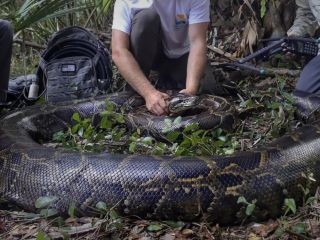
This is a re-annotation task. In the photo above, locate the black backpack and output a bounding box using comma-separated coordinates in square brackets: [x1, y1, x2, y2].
[37, 26, 113, 103]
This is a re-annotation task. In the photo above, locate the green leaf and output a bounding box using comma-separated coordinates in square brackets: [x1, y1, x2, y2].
[96, 201, 107, 211]
[52, 131, 65, 142]
[108, 221, 123, 231]
[129, 142, 137, 153]
[100, 116, 112, 129]
[240, 99, 253, 108]
[162, 220, 185, 229]
[271, 102, 281, 110]
[115, 114, 125, 123]
[153, 143, 167, 155]
[291, 223, 306, 234]
[84, 127, 94, 139]
[147, 224, 163, 232]
[224, 148, 235, 155]
[72, 113, 81, 122]
[306, 196, 317, 205]
[71, 124, 80, 134]
[245, 203, 256, 216]
[142, 137, 153, 145]
[109, 209, 119, 220]
[68, 202, 76, 218]
[183, 123, 199, 133]
[36, 231, 48, 240]
[14, 0, 96, 32]
[164, 118, 172, 127]
[35, 196, 58, 209]
[260, 0, 267, 18]
[283, 92, 294, 103]
[284, 198, 296, 214]
[173, 116, 182, 126]
[166, 131, 180, 142]
[237, 196, 248, 205]
[77, 127, 84, 138]
[40, 208, 58, 218]
[218, 136, 227, 142]
[105, 98, 115, 112]
[274, 226, 285, 238]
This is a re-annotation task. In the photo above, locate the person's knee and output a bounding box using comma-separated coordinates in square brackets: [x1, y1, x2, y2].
[0, 20, 14, 40]
[295, 55, 320, 94]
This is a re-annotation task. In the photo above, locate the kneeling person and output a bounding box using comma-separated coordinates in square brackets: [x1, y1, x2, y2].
[0, 20, 13, 105]
[111, 0, 210, 116]
[287, 0, 320, 95]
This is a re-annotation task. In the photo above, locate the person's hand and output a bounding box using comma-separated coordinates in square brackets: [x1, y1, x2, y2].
[287, 31, 301, 38]
[283, 32, 301, 60]
[145, 90, 169, 116]
[179, 88, 197, 96]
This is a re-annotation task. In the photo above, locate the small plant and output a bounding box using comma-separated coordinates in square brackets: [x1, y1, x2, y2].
[283, 198, 297, 216]
[237, 196, 257, 217]
[298, 172, 317, 205]
[95, 201, 123, 231]
[35, 196, 59, 218]
[53, 98, 127, 153]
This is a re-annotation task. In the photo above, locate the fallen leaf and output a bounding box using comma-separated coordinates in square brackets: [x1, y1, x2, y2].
[251, 220, 278, 237]
[160, 232, 175, 240]
[248, 232, 260, 240]
[181, 229, 193, 236]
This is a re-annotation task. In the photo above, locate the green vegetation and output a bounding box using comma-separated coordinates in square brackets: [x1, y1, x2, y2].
[1, 0, 114, 76]
[52, 98, 239, 156]
[51, 75, 296, 157]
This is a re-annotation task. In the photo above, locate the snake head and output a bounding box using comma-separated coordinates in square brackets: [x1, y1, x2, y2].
[168, 94, 199, 115]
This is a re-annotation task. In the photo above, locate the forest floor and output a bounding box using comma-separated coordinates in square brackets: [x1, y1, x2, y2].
[0, 190, 319, 239]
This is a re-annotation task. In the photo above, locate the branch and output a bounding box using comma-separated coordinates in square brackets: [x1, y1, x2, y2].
[264, 67, 301, 77]
[13, 39, 46, 50]
[207, 45, 237, 61]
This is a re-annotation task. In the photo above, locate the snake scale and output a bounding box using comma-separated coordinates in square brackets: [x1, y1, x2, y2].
[0, 91, 319, 224]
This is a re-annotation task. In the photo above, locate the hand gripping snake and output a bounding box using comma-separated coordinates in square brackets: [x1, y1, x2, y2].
[0, 91, 319, 224]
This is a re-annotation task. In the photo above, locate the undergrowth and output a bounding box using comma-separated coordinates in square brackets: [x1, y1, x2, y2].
[52, 75, 297, 157]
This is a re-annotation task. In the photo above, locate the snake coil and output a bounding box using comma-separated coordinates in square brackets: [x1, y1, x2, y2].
[0, 92, 319, 224]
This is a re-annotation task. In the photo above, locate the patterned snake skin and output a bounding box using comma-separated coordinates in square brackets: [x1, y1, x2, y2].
[0, 91, 320, 224]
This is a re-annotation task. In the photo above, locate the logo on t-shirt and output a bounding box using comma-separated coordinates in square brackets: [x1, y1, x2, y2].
[175, 14, 187, 29]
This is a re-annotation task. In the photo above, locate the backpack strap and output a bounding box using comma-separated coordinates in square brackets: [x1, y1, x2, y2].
[38, 57, 47, 71]
[92, 46, 102, 67]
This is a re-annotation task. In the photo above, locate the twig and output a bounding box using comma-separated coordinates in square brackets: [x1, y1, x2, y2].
[13, 39, 46, 50]
[285, 229, 311, 240]
[264, 67, 301, 77]
[207, 45, 237, 61]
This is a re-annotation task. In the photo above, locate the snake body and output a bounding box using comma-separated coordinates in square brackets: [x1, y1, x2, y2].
[0, 92, 320, 224]
[125, 94, 236, 137]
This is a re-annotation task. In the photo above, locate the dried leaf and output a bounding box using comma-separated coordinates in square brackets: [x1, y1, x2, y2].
[251, 220, 279, 237]
[182, 228, 194, 236]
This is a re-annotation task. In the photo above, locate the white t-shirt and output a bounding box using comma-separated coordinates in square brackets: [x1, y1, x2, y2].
[112, 0, 210, 58]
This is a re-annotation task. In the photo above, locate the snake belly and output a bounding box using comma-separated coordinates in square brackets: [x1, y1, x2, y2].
[0, 91, 319, 224]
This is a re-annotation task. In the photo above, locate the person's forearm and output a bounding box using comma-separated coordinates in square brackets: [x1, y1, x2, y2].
[112, 49, 156, 98]
[185, 41, 207, 94]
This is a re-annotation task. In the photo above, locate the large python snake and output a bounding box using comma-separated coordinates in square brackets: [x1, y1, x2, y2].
[0, 91, 320, 224]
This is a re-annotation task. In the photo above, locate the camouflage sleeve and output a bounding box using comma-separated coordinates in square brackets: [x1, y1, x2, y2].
[287, 0, 319, 37]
